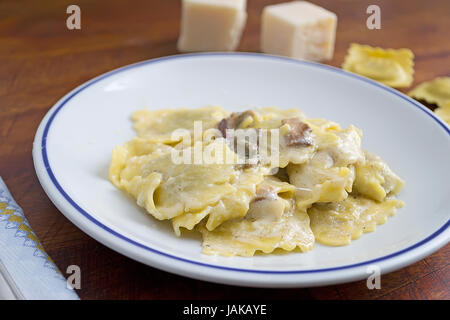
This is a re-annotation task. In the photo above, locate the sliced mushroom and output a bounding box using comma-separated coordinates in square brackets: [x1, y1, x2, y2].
[281, 117, 313, 147]
[217, 119, 229, 138]
[217, 110, 256, 138]
[245, 198, 285, 222]
[246, 185, 284, 222]
[218, 111, 261, 168]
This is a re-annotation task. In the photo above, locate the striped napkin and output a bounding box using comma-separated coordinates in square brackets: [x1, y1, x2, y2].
[0, 177, 79, 300]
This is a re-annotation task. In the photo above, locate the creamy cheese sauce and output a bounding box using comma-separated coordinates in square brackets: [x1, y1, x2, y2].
[110, 106, 404, 256]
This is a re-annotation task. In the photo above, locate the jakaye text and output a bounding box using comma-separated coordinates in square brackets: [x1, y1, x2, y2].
[183, 304, 267, 317]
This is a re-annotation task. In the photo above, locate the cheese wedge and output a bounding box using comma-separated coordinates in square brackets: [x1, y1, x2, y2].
[261, 1, 337, 61]
[178, 0, 247, 52]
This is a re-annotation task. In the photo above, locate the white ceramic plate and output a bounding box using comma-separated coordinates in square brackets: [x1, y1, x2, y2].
[33, 53, 450, 288]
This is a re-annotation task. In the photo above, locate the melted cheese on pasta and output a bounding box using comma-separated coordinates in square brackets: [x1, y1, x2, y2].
[199, 209, 314, 256]
[309, 195, 404, 246]
[132, 106, 227, 142]
[109, 106, 405, 257]
[353, 151, 404, 202]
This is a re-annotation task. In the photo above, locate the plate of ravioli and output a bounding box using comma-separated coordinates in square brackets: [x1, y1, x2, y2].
[33, 53, 450, 287]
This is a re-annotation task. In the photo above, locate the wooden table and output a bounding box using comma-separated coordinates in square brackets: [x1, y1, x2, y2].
[1, 0, 449, 300]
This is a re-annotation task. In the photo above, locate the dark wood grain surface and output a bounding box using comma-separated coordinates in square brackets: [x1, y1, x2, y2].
[0, 0, 449, 300]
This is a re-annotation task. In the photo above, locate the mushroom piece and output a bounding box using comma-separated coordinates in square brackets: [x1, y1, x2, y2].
[217, 110, 256, 138]
[218, 111, 261, 167]
[245, 198, 285, 222]
[281, 117, 313, 147]
[245, 185, 284, 222]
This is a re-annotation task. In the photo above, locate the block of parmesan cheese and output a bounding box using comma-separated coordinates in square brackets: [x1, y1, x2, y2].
[178, 0, 247, 52]
[261, 1, 337, 61]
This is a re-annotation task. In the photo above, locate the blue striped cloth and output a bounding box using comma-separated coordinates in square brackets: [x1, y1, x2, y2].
[0, 177, 79, 300]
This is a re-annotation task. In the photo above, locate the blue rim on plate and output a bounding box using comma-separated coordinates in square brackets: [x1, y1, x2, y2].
[41, 53, 450, 274]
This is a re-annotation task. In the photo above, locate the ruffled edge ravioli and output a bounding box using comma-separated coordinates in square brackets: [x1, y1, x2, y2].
[199, 177, 315, 256]
[110, 106, 405, 257]
[132, 106, 227, 142]
[408, 77, 450, 108]
[309, 195, 404, 246]
[111, 138, 268, 235]
[435, 102, 450, 125]
[172, 167, 266, 236]
[342, 43, 414, 88]
[199, 209, 314, 256]
[408, 77, 450, 125]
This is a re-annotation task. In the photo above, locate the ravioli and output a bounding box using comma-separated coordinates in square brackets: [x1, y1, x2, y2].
[109, 138, 173, 187]
[172, 166, 266, 235]
[287, 152, 355, 210]
[342, 43, 414, 88]
[132, 106, 227, 143]
[252, 107, 307, 130]
[309, 195, 404, 246]
[315, 125, 364, 167]
[200, 209, 314, 256]
[286, 123, 364, 209]
[435, 102, 450, 125]
[112, 139, 246, 226]
[408, 77, 450, 108]
[131, 140, 239, 220]
[353, 151, 404, 202]
[199, 177, 314, 256]
[110, 106, 405, 257]
[218, 108, 316, 168]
